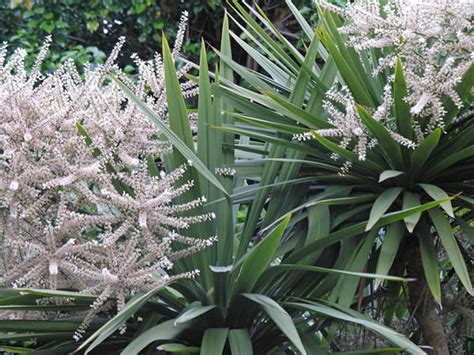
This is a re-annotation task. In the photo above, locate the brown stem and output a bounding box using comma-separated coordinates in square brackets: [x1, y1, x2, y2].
[405, 237, 449, 355]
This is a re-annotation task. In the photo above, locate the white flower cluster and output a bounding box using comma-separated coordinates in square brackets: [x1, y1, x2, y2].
[311, 0, 473, 159]
[0, 13, 214, 339]
[339, 0, 473, 131]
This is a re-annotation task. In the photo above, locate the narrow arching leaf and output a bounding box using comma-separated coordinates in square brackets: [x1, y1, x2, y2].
[285, 302, 424, 354]
[78, 283, 171, 353]
[393, 59, 413, 139]
[228, 329, 253, 355]
[201, 328, 229, 355]
[410, 128, 441, 178]
[120, 320, 188, 355]
[233, 214, 291, 294]
[243, 293, 307, 355]
[428, 208, 473, 295]
[366, 188, 403, 231]
[175, 305, 216, 325]
[419, 183, 454, 218]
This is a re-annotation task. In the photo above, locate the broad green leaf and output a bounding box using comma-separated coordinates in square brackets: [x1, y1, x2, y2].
[393, 59, 413, 139]
[378, 170, 404, 183]
[418, 183, 454, 218]
[366, 188, 403, 231]
[233, 214, 291, 293]
[175, 305, 216, 325]
[418, 222, 441, 304]
[402, 192, 422, 233]
[285, 302, 424, 354]
[428, 208, 473, 295]
[228, 329, 253, 355]
[201, 328, 229, 355]
[288, 196, 451, 263]
[243, 293, 307, 355]
[375, 222, 405, 286]
[120, 319, 187, 355]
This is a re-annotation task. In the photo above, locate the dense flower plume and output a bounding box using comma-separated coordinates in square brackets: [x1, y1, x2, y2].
[308, 0, 474, 160]
[0, 12, 213, 338]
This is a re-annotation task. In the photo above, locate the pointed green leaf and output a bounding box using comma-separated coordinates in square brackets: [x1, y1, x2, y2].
[233, 214, 291, 293]
[393, 59, 413, 139]
[201, 328, 229, 355]
[228, 329, 253, 355]
[243, 293, 307, 355]
[410, 128, 441, 178]
[419, 183, 454, 218]
[366, 188, 403, 231]
[418, 223, 441, 304]
[121, 320, 188, 355]
[402, 192, 422, 233]
[379, 170, 405, 183]
[175, 305, 216, 325]
[428, 208, 473, 295]
[375, 222, 405, 286]
[285, 302, 424, 354]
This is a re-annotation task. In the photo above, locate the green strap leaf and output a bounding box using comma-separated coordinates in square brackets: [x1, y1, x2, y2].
[243, 293, 307, 355]
[375, 222, 405, 287]
[428, 208, 473, 295]
[175, 305, 216, 325]
[201, 328, 229, 355]
[228, 329, 253, 355]
[410, 128, 441, 178]
[418, 222, 441, 304]
[121, 320, 188, 355]
[366, 188, 403, 231]
[393, 59, 413, 140]
[418, 183, 454, 218]
[285, 301, 424, 354]
[233, 214, 291, 294]
[402, 191, 422, 233]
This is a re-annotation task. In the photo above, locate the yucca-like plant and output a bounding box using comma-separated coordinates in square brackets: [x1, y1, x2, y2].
[203, 0, 473, 353]
[0, 2, 468, 354]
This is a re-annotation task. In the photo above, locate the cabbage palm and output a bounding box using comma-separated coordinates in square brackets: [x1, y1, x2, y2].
[0, 4, 431, 354]
[208, 1, 473, 353]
